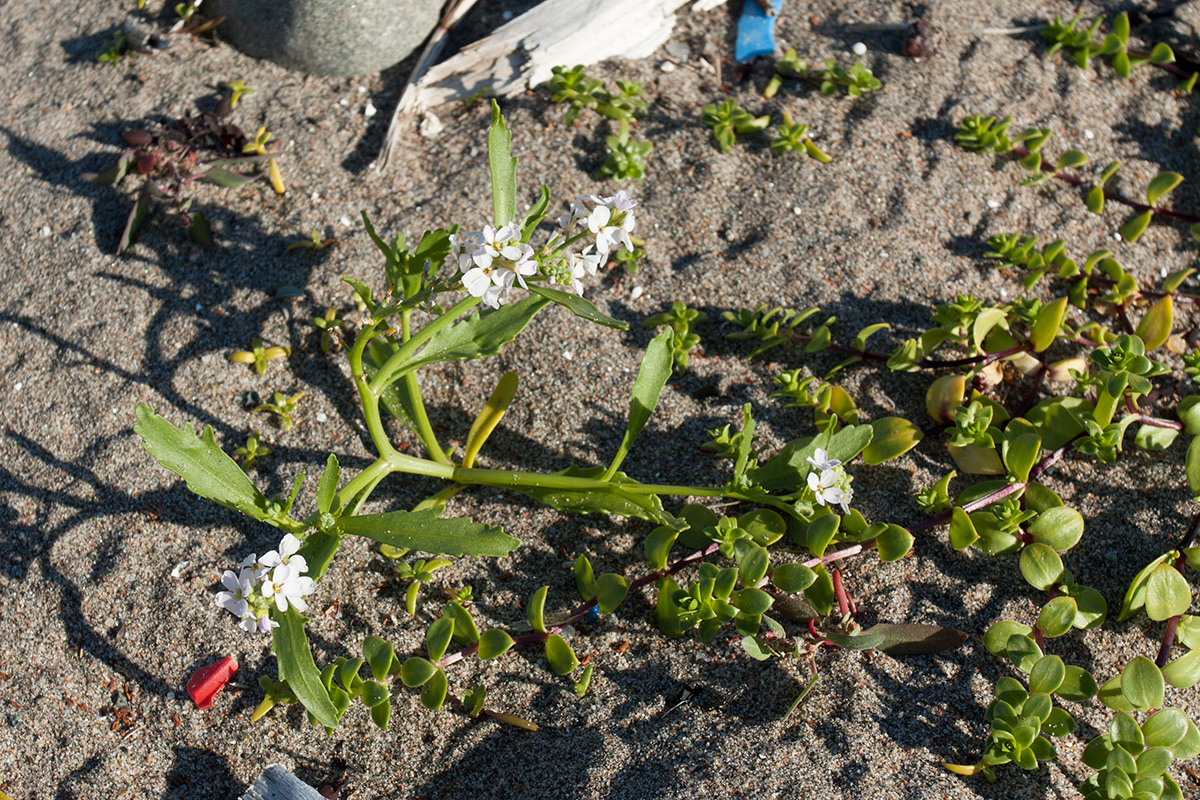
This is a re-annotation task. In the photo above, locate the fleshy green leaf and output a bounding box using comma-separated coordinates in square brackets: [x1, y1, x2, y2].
[401, 657, 437, 687]
[545, 634, 580, 675]
[595, 573, 630, 614]
[443, 601, 479, 646]
[426, 617, 456, 662]
[315, 454, 340, 515]
[516, 466, 665, 521]
[1135, 295, 1173, 352]
[1027, 506, 1084, 552]
[1146, 563, 1191, 621]
[1085, 185, 1105, 214]
[134, 405, 273, 522]
[478, 629, 515, 660]
[1029, 655, 1066, 694]
[772, 563, 816, 593]
[527, 586, 548, 633]
[1162, 649, 1200, 689]
[1055, 150, 1088, 170]
[875, 524, 913, 562]
[340, 507, 519, 558]
[644, 525, 678, 570]
[858, 622, 967, 656]
[487, 101, 517, 227]
[1030, 297, 1068, 352]
[363, 636, 395, 682]
[527, 284, 627, 330]
[273, 608, 340, 729]
[1122, 657, 1166, 712]
[949, 507, 979, 550]
[1119, 210, 1153, 243]
[604, 329, 673, 478]
[420, 667, 448, 711]
[1146, 172, 1184, 206]
[574, 555, 596, 601]
[1020, 543, 1064, 590]
[862, 417, 923, 464]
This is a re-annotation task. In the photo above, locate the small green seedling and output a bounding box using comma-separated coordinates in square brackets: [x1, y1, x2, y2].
[229, 339, 290, 375]
[253, 392, 305, 431]
[769, 112, 832, 161]
[97, 30, 129, 67]
[288, 231, 340, 254]
[701, 99, 770, 153]
[233, 431, 271, 472]
[311, 307, 346, 353]
[226, 79, 254, 109]
[390, 558, 454, 615]
[597, 119, 653, 181]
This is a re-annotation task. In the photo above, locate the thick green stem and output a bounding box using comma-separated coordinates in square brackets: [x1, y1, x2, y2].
[400, 309, 453, 465]
[368, 296, 480, 397]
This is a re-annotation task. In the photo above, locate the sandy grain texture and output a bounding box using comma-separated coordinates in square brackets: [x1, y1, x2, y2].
[3, 1, 1200, 798]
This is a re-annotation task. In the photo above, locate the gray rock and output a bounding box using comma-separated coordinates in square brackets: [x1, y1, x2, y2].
[204, 0, 442, 77]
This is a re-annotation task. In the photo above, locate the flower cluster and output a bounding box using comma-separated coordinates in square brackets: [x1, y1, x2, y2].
[805, 448, 853, 513]
[451, 191, 640, 309]
[558, 190, 638, 255]
[451, 223, 538, 309]
[214, 533, 315, 634]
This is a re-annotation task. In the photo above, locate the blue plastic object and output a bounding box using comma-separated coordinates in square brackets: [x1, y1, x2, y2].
[735, 0, 787, 63]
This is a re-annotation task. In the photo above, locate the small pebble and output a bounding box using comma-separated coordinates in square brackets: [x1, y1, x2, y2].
[316, 412, 328, 423]
[39, 225, 51, 237]
[502, 10, 513, 19]
[1113, 232, 1123, 241]
[852, 42, 867, 56]
[13, 382, 22, 391]
[339, 98, 349, 107]
[630, 285, 645, 300]
[419, 112, 444, 139]
[195, 303, 203, 312]
[563, 349, 574, 361]
[166, 691, 175, 700]
[665, 41, 690, 60]
[311, 191, 321, 203]
[357, 86, 368, 94]
[986, 199, 1000, 209]
[1084, 129, 1095, 140]
[169, 561, 190, 579]
[1161, 266, 1169, 278]
[792, 206, 802, 215]
[659, 61, 676, 73]
[340, 216, 352, 228]
[364, 102, 377, 117]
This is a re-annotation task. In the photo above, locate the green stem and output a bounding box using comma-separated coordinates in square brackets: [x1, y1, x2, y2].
[400, 309, 453, 465]
[348, 319, 397, 460]
[368, 296, 481, 398]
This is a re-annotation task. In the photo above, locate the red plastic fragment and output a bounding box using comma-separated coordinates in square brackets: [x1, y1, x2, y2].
[187, 656, 238, 710]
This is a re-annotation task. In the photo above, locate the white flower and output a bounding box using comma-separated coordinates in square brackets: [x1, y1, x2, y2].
[236, 553, 268, 580]
[807, 468, 845, 510]
[566, 247, 603, 295]
[260, 533, 308, 577]
[478, 223, 521, 259]
[557, 199, 589, 229]
[509, 242, 538, 288]
[587, 203, 636, 254]
[806, 448, 841, 471]
[215, 568, 254, 618]
[239, 612, 279, 635]
[604, 189, 639, 213]
[449, 233, 481, 271]
[463, 261, 515, 307]
[838, 486, 854, 515]
[260, 563, 315, 613]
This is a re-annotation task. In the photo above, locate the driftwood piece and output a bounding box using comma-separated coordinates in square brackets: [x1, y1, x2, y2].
[240, 765, 325, 800]
[377, 0, 693, 170]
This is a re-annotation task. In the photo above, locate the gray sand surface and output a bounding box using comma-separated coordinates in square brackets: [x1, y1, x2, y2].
[3, 1, 1200, 798]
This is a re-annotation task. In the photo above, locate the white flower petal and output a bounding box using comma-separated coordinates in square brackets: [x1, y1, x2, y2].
[463, 268, 491, 297]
